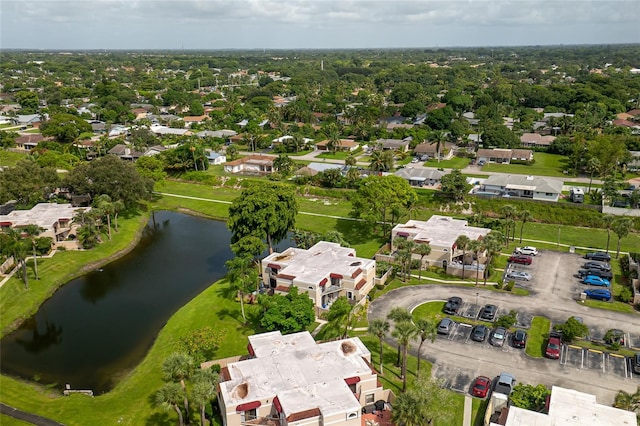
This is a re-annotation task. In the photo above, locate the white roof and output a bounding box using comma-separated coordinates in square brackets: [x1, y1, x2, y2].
[393, 215, 490, 248]
[505, 386, 636, 426]
[0, 203, 90, 230]
[220, 331, 368, 417]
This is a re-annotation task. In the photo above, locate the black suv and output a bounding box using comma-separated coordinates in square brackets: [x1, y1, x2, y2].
[443, 297, 463, 315]
[577, 268, 613, 280]
[479, 304, 498, 321]
[585, 252, 611, 262]
[632, 353, 640, 375]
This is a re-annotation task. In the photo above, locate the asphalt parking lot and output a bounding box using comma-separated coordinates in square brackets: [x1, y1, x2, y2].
[560, 344, 634, 378]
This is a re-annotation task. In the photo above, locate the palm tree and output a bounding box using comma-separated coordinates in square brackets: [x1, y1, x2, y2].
[4, 229, 29, 289]
[112, 199, 125, 232]
[586, 157, 601, 193]
[162, 352, 195, 423]
[387, 307, 412, 366]
[601, 215, 614, 254]
[22, 224, 43, 280]
[395, 238, 416, 281]
[429, 130, 447, 163]
[345, 154, 357, 167]
[482, 232, 504, 285]
[467, 239, 484, 287]
[415, 243, 432, 281]
[191, 368, 219, 426]
[455, 235, 470, 278]
[613, 387, 640, 412]
[367, 318, 390, 375]
[392, 321, 418, 391]
[94, 194, 114, 241]
[154, 382, 185, 426]
[500, 205, 516, 244]
[612, 217, 633, 259]
[415, 318, 437, 372]
[225, 256, 257, 323]
[518, 210, 533, 244]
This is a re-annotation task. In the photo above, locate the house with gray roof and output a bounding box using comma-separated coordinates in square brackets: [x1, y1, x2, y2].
[394, 167, 444, 187]
[478, 174, 563, 202]
[374, 137, 411, 152]
[197, 129, 237, 140]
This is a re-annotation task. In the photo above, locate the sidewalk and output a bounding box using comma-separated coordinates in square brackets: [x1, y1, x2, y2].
[0, 403, 64, 426]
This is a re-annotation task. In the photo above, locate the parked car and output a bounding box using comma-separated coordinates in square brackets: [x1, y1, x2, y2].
[479, 304, 498, 321]
[545, 332, 562, 359]
[508, 255, 532, 265]
[582, 275, 610, 287]
[506, 271, 532, 281]
[583, 261, 611, 272]
[472, 325, 489, 342]
[576, 268, 613, 280]
[472, 376, 492, 398]
[605, 329, 625, 346]
[585, 252, 611, 262]
[583, 288, 611, 301]
[443, 296, 463, 315]
[490, 327, 507, 347]
[478, 160, 486, 166]
[511, 330, 527, 349]
[493, 372, 516, 396]
[437, 318, 456, 335]
[631, 353, 640, 375]
[514, 246, 538, 256]
[411, 157, 420, 163]
[420, 155, 429, 161]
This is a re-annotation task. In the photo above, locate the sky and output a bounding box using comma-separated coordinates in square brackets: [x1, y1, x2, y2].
[1, 0, 639, 50]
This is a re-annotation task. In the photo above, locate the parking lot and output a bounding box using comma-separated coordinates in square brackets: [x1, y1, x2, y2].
[560, 344, 634, 378]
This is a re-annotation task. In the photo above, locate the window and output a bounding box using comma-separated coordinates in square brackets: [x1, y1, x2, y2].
[347, 291, 353, 300]
[365, 393, 375, 404]
[240, 409, 257, 422]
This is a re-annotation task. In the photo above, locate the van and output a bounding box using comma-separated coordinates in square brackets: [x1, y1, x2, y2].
[570, 187, 584, 203]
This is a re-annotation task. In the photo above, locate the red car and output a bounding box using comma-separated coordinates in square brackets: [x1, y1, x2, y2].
[472, 376, 492, 398]
[545, 333, 562, 359]
[508, 255, 532, 265]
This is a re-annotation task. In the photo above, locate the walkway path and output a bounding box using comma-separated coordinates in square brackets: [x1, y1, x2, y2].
[463, 395, 473, 426]
[0, 403, 65, 426]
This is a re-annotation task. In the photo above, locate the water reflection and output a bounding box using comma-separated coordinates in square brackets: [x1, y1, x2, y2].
[15, 317, 63, 354]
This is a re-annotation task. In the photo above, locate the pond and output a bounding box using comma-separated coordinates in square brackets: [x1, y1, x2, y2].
[0, 211, 287, 394]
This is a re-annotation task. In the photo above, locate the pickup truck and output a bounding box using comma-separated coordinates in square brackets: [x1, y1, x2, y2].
[493, 372, 516, 396]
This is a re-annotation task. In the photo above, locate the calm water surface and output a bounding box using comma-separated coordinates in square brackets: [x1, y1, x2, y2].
[1, 211, 245, 394]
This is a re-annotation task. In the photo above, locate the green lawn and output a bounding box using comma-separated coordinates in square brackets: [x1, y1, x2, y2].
[316, 149, 359, 160]
[481, 153, 568, 177]
[525, 316, 551, 358]
[423, 157, 470, 169]
[0, 150, 29, 166]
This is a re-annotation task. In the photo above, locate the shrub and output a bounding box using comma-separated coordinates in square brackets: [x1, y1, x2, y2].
[619, 286, 633, 303]
[504, 280, 515, 291]
[495, 310, 518, 328]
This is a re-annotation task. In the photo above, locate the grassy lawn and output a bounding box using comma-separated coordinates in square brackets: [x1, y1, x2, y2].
[0, 415, 32, 425]
[525, 316, 551, 358]
[288, 149, 314, 157]
[423, 157, 470, 169]
[580, 299, 636, 314]
[0, 150, 29, 166]
[316, 150, 356, 160]
[481, 153, 568, 177]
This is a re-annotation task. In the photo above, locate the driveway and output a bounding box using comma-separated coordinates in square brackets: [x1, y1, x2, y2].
[368, 251, 640, 404]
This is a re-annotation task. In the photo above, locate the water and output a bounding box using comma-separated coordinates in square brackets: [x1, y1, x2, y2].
[0, 211, 273, 394]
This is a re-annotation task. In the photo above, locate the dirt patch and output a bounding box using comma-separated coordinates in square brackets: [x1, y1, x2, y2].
[341, 341, 357, 355]
[232, 382, 249, 399]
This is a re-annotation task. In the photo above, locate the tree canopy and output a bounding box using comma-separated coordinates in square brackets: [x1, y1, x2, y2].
[258, 286, 315, 334]
[40, 113, 92, 143]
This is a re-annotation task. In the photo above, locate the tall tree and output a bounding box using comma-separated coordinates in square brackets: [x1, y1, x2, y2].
[21, 225, 43, 280]
[258, 286, 315, 334]
[3, 229, 29, 289]
[225, 256, 257, 323]
[586, 157, 601, 193]
[93, 194, 114, 240]
[387, 307, 412, 366]
[190, 368, 219, 426]
[601, 215, 614, 254]
[439, 169, 470, 201]
[467, 239, 484, 287]
[611, 217, 633, 259]
[613, 387, 640, 412]
[518, 210, 533, 244]
[228, 182, 298, 254]
[392, 374, 455, 424]
[501, 205, 516, 245]
[162, 352, 195, 424]
[154, 382, 185, 426]
[483, 232, 504, 285]
[455, 235, 470, 278]
[392, 321, 417, 391]
[429, 130, 447, 163]
[414, 318, 437, 373]
[368, 318, 390, 375]
[415, 243, 432, 281]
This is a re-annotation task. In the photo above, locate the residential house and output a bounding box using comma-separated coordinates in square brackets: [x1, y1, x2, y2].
[108, 144, 144, 161]
[89, 120, 106, 134]
[0, 203, 91, 250]
[197, 129, 237, 141]
[462, 111, 479, 126]
[391, 216, 491, 277]
[519, 133, 556, 148]
[271, 135, 314, 149]
[109, 125, 130, 137]
[149, 125, 192, 137]
[216, 331, 388, 426]
[374, 137, 411, 152]
[206, 151, 226, 165]
[14, 134, 47, 150]
[223, 154, 274, 175]
[142, 145, 167, 157]
[182, 115, 209, 127]
[479, 174, 563, 202]
[305, 162, 345, 174]
[413, 141, 455, 160]
[314, 139, 359, 152]
[12, 114, 42, 127]
[394, 168, 444, 187]
[627, 151, 640, 172]
[491, 386, 635, 426]
[476, 148, 533, 164]
[261, 241, 376, 309]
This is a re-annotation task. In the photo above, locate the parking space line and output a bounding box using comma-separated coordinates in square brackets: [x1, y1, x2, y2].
[560, 344, 567, 365]
[601, 352, 605, 373]
[609, 353, 624, 358]
[587, 349, 602, 354]
[568, 345, 582, 350]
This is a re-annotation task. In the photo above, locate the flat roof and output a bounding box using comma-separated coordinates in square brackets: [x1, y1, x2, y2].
[504, 386, 636, 426]
[262, 241, 375, 285]
[220, 331, 368, 417]
[393, 215, 490, 248]
[0, 203, 90, 230]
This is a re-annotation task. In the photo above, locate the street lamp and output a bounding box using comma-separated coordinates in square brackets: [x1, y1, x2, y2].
[476, 292, 479, 307]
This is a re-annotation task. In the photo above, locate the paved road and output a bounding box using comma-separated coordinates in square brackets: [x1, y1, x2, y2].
[0, 403, 64, 426]
[369, 250, 640, 404]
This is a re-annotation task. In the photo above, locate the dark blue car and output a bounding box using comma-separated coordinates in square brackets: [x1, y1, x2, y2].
[584, 289, 611, 301]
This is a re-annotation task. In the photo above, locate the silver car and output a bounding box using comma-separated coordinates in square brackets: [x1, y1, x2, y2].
[507, 271, 532, 281]
[490, 327, 507, 347]
[437, 318, 456, 335]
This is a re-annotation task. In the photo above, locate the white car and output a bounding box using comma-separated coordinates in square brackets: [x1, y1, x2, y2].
[514, 246, 538, 256]
[506, 271, 532, 281]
